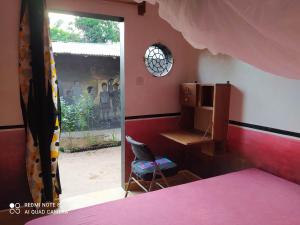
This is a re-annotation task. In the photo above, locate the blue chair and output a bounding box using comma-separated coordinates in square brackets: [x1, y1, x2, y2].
[125, 136, 178, 197]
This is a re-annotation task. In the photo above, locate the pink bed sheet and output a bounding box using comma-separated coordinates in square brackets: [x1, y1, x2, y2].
[26, 169, 300, 225]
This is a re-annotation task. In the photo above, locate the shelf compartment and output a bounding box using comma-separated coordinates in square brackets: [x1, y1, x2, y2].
[201, 85, 214, 107]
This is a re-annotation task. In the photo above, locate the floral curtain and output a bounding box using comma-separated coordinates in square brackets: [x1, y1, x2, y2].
[19, 0, 61, 205]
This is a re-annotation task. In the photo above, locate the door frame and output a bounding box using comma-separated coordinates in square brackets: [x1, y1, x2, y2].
[49, 9, 126, 189]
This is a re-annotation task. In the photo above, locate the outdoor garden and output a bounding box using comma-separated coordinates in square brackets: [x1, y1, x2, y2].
[59, 93, 121, 153]
[48, 14, 122, 153]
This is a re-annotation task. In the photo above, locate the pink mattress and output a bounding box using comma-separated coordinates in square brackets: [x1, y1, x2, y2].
[26, 169, 300, 225]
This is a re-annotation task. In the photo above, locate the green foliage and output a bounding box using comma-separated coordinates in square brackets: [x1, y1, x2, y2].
[111, 132, 117, 142]
[76, 92, 96, 131]
[60, 92, 95, 132]
[60, 98, 78, 132]
[50, 19, 82, 42]
[49, 16, 120, 43]
[74, 17, 120, 43]
[50, 26, 82, 42]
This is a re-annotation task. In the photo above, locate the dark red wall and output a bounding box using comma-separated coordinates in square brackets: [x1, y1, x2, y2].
[125, 116, 185, 179]
[0, 129, 31, 210]
[1, 117, 299, 210]
[125, 117, 300, 184]
[228, 125, 300, 184]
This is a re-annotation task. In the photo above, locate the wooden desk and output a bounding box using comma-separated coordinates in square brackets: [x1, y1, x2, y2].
[160, 130, 213, 146]
[160, 130, 213, 171]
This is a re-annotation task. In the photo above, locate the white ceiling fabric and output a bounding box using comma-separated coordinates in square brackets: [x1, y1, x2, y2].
[136, 0, 300, 79]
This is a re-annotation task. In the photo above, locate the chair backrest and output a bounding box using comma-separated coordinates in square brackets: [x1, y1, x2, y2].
[126, 136, 155, 161]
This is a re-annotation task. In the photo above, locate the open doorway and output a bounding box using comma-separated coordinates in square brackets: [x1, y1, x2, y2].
[49, 12, 124, 200]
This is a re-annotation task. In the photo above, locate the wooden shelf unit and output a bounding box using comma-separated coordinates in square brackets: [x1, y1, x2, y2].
[180, 83, 200, 107]
[177, 82, 231, 155]
[200, 106, 214, 111]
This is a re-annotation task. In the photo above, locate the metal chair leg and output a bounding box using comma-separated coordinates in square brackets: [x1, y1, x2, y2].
[125, 172, 133, 198]
[148, 168, 157, 191]
[157, 167, 169, 187]
[132, 177, 149, 192]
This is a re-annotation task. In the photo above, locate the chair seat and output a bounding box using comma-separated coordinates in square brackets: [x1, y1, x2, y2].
[132, 156, 178, 181]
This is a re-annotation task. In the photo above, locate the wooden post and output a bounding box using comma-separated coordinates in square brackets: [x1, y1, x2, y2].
[138, 1, 146, 16]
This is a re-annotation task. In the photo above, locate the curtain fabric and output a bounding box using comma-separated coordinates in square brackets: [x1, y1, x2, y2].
[138, 0, 300, 79]
[19, 0, 61, 205]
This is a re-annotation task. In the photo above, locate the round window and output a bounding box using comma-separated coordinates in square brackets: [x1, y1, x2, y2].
[144, 43, 173, 77]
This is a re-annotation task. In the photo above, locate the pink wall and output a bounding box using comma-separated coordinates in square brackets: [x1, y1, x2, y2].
[47, 0, 198, 117]
[0, 0, 198, 124]
[0, 0, 198, 209]
[0, 0, 23, 126]
[2, 0, 299, 210]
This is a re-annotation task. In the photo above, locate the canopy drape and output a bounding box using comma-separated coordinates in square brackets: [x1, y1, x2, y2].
[19, 0, 61, 205]
[138, 0, 300, 79]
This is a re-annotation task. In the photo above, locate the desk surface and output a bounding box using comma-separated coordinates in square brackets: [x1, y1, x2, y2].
[160, 130, 213, 146]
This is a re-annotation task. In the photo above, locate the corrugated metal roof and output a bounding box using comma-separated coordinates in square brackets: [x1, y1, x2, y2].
[52, 42, 120, 57]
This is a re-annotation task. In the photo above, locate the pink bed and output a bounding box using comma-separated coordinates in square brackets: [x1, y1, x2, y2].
[26, 169, 300, 225]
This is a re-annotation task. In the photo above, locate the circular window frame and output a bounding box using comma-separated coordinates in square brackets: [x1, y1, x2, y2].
[144, 43, 174, 77]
